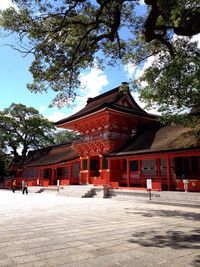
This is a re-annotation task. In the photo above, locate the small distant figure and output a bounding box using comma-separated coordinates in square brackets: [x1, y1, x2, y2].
[182, 173, 189, 192]
[22, 180, 28, 195]
[12, 179, 16, 193]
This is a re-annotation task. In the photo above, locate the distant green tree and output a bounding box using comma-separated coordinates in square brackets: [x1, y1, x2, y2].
[52, 130, 80, 145]
[0, 152, 12, 179]
[0, 152, 6, 179]
[0, 103, 55, 161]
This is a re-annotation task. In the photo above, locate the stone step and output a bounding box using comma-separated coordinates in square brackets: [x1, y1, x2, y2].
[58, 185, 95, 198]
[28, 186, 45, 193]
[93, 188, 105, 198]
[110, 189, 200, 206]
[28, 186, 200, 206]
[158, 192, 200, 202]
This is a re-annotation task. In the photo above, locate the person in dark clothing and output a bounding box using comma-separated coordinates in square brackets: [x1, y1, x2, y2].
[22, 180, 28, 194]
[12, 179, 16, 193]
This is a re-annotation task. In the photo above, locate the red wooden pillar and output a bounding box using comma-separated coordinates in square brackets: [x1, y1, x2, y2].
[40, 168, 43, 184]
[87, 157, 90, 184]
[80, 157, 83, 171]
[51, 167, 56, 185]
[99, 154, 103, 179]
[198, 157, 200, 174]
[107, 158, 111, 185]
[68, 163, 72, 185]
[138, 160, 142, 186]
[157, 158, 161, 181]
[79, 157, 83, 184]
[166, 158, 171, 191]
[127, 159, 130, 187]
[54, 167, 56, 185]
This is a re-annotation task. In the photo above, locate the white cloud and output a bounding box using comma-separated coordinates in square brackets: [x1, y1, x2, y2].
[139, 56, 155, 77]
[124, 62, 137, 78]
[45, 111, 68, 123]
[80, 67, 108, 95]
[124, 55, 155, 81]
[191, 33, 200, 48]
[131, 92, 160, 115]
[39, 106, 47, 113]
[0, 0, 16, 10]
[44, 67, 108, 123]
[73, 67, 108, 112]
[138, 0, 145, 5]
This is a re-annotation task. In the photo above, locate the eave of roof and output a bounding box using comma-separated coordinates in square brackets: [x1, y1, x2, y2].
[26, 155, 79, 167]
[55, 86, 158, 126]
[106, 146, 200, 158]
[106, 124, 200, 157]
[26, 146, 79, 167]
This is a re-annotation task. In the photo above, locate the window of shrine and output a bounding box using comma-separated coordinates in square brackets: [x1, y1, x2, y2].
[142, 159, 156, 176]
[63, 167, 69, 178]
[130, 160, 138, 171]
[56, 168, 63, 178]
[72, 163, 80, 177]
[44, 168, 51, 178]
[175, 156, 200, 176]
[102, 157, 108, 169]
[123, 159, 127, 171]
[91, 159, 99, 170]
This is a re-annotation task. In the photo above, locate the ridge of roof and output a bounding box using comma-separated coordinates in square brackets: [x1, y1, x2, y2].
[85, 85, 121, 104]
[55, 84, 154, 126]
[55, 86, 122, 125]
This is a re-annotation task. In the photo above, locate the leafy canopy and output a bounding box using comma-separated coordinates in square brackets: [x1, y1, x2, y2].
[0, 0, 199, 116]
[0, 103, 55, 160]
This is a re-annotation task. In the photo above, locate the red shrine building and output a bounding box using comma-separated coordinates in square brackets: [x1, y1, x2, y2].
[6, 86, 200, 191]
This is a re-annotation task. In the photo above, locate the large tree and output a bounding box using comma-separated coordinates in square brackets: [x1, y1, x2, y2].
[0, 1, 199, 117]
[0, 103, 55, 161]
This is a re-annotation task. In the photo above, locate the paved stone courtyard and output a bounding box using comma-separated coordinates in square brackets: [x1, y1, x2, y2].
[0, 189, 199, 267]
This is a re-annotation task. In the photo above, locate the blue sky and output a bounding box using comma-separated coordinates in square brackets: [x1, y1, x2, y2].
[0, 34, 137, 121]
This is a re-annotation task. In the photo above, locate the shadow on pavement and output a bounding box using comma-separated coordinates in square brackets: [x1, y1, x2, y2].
[128, 229, 200, 250]
[192, 255, 200, 267]
[125, 208, 200, 221]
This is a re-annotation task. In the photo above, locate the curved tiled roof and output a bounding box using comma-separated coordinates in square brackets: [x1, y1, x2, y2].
[107, 124, 200, 156]
[55, 86, 158, 126]
[25, 144, 79, 167]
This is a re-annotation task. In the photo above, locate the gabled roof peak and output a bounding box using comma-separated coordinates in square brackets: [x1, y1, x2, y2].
[56, 84, 157, 126]
[85, 85, 123, 106]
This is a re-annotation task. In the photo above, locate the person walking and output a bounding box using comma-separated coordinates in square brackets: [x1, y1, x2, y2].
[12, 179, 16, 193]
[22, 180, 28, 194]
[182, 173, 189, 192]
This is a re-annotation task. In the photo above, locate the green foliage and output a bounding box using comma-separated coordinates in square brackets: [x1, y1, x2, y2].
[0, 152, 12, 178]
[52, 130, 80, 145]
[159, 113, 200, 140]
[134, 38, 200, 114]
[0, 103, 55, 160]
[0, 152, 6, 178]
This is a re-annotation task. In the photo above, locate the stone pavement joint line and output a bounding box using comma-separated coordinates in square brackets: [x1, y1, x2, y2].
[0, 190, 199, 267]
